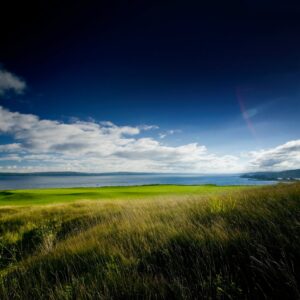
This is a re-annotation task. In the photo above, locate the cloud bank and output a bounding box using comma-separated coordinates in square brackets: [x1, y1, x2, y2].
[248, 140, 300, 171]
[1, 105, 300, 173]
[0, 106, 243, 173]
[0, 68, 26, 95]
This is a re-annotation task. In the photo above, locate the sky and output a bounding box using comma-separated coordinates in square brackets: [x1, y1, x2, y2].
[0, 0, 300, 173]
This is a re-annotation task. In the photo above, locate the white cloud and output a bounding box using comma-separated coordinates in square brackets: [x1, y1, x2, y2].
[248, 140, 300, 171]
[0, 143, 22, 152]
[0, 106, 243, 173]
[1, 106, 300, 173]
[0, 68, 26, 95]
[159, 129, 182, 139]
[138, 124, 159, 131]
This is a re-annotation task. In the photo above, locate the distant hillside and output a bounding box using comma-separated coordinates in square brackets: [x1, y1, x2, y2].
[241, 169, 300, 181]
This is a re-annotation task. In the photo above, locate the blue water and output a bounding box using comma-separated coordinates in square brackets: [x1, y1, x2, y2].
[0, 174, 276, 190]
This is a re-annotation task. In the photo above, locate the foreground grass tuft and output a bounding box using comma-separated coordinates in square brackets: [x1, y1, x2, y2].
[0, 183, 299, 299]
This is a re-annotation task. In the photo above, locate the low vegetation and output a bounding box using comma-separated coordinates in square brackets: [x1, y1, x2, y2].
[0, 183, 299, 299]
[0, 184, 246, 206]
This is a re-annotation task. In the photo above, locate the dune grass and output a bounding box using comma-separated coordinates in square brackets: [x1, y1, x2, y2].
[0, 183, 299, 299]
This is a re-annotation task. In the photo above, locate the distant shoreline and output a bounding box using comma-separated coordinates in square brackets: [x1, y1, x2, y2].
[241, 169, 300, 182]
[0, 173, 276, 190]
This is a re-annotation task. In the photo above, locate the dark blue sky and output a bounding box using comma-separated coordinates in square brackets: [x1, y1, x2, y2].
[0, 0, 300, 172]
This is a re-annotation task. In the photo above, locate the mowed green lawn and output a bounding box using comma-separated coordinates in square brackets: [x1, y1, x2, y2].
[0, 184, 249, 205]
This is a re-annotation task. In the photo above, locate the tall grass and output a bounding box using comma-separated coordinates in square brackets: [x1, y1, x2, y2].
[0, 183, 299, 299]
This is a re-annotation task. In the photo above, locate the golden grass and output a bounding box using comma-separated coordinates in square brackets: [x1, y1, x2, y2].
[0, 183, 300, 299]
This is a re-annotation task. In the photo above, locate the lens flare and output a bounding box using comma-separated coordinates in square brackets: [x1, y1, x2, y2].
[236, 87, 256, 137]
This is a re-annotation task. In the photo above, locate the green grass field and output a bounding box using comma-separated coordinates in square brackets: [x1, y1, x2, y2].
[0, 184, 248, 206]
[0, 183, 299, 299]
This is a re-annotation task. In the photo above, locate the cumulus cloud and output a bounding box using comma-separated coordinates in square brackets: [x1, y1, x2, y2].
[248, 140, 300, 171]
[0, 68, 26, 95]
[0, 106, 242, 173]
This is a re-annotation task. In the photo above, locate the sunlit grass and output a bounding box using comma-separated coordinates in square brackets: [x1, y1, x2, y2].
[0, 184, 248, 205]
[0, 183, 299, 299]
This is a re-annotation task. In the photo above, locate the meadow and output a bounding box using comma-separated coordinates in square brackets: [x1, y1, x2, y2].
[0, 183, 299, 299]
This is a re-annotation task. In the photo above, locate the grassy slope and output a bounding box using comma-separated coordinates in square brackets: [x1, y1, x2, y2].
[0, 183, 299, 299]
[0, 184, 247, 205]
